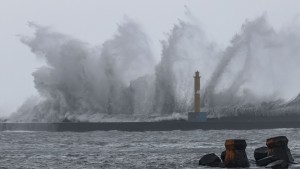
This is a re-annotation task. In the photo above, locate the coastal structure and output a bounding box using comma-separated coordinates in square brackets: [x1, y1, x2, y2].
[2, 72, 300, 132]
[188, 71, 207, 122]
[194, 71, 201, 112]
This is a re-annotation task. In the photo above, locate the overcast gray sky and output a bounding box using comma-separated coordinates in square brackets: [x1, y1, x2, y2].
[1, 0, 300, 117]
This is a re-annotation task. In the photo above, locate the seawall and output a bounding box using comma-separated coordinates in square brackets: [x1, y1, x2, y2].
[1, 121, 300, 132]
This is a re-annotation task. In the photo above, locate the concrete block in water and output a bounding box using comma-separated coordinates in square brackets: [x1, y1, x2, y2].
[224, 139, 249, 168]
[199, 153, 221, 167]
[265, 160, 288, 169]
[256, 156, 278, 166]
[254, 146, 268, 161]
[220, 150, 226, 162]
[266, 136, 294, 163]
[266, 136, 288, 149]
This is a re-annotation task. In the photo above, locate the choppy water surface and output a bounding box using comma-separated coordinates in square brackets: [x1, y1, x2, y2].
[0, 129, 300, 168]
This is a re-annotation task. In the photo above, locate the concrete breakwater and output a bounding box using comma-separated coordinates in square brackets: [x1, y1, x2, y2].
[1, 121, 300, 132]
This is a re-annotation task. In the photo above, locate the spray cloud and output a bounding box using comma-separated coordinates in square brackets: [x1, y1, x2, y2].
[9, 14, 300, 122]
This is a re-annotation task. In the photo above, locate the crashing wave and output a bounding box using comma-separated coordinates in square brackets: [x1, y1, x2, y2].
[8, 14, 300, 122]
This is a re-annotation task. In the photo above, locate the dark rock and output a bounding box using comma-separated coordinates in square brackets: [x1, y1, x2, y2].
[224, 139, 249, 168]
[266, 136, 294, 163]
[226, 139, 247, 150]
[268, 147, 294, 163]
[256, 156, 278, 166]
[254, 146, 268, 161]
[218, 163, 225, 168]
[266, 160, 288, 169]
[199, 153, 221, 167]
[220, 150, 226, 162]
[289, 161, 298, 164]
[266, 136, 288, 149]
[286, 148, 295, 163]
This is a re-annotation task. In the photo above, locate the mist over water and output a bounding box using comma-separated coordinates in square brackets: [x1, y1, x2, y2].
[9, 15, 300, 122]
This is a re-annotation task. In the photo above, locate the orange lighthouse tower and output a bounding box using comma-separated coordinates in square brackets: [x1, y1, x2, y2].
[194, 71, 201, 112]
[188, 71, 207, 122]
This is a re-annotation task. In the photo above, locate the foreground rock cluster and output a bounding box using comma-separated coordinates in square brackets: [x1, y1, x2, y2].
[255, 136, 294, 168]
[199, 136, 295, 168]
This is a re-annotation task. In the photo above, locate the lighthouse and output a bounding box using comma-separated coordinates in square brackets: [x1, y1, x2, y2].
[194, 71, 201, 112]
[188, 71, 207, 122]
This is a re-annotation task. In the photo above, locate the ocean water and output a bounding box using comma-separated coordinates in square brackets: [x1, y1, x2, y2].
[0, 129, 300, 169]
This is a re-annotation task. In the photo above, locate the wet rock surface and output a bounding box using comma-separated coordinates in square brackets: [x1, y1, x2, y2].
[198, 153, 221, 167]
[199, 136, 297, 168]
[224, 139, 250, 168]
[266, 136, 294, 163]
[199, 139, 249, 168]
[220, 150, 226, 162]
[254, 136, 295, 168]
[254, 146, 268, 161]
[265, 159, 288, 169]
[256, 156, 278, 166]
